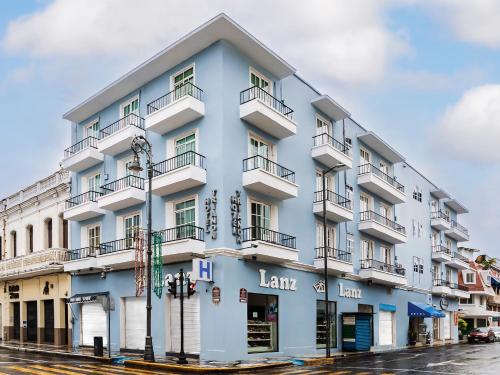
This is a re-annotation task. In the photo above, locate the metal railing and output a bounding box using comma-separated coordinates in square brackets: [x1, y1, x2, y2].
[99, 113, 144, 139]
[358, 163, 404, 193]
[64, 136, 98, 158]
[99, 238, 136, 255]
[433, 279, 451, 287]
[240, 86, 294, 119]
[452, 251, 469, 262]
[65, 191, 102, 209]
[450, 220, 469, 236]
[147, 82, 204, 115]
[432, 245, 452, 255]
[315, 247, 352, 263]
[154, 224, 204, 243]
[152, 151, 206, 177]
[359, 210, 406, 235]
[100, 175, 144, 195]
[67, 247, 98, 261]
[242, 227, 296, 249]
[243, 155, 295, 183]
[0, 249, 67, 276]
[314, 190, 352, 210]
[312, 133, 350, 155]
[360, 258, 406, 276]
[431, 210, 450, 221]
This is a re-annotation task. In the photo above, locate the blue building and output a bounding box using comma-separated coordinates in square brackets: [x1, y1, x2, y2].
[60, 14, 471, 361]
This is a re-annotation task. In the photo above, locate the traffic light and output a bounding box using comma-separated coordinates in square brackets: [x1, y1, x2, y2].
[187, 277, 196, 298]
[168, 280, 177, 298]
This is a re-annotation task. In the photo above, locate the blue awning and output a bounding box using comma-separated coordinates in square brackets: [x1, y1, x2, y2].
[491, 277, 500, 288]
[379, 303, 397, 312]
[408, 302, 445, 318]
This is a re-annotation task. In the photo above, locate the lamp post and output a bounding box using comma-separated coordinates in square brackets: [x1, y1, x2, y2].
[322, 163, 345, 358]
[128, 135, 155, 362]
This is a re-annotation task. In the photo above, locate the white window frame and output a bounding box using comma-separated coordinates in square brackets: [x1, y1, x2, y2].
[315, 114, 332, 136]
[123, 212, 141, 238]
[316, 222, 336, 250]
[246, 196, 278, 231]
[361, 239, 374, 260]
[381, 245, 392, 265]
[174, 197, 197, 227]
[84, 172, 101, 193]
[360, 193, 372, 212]
[248, 132, 275, 160]
[316, 169, 334, 193]
[120, 95, 140, 117]
[249, 67, 272, 94]
[87, 224, 101, 248]
[166, 128, 199, 159]
[360, 147, 371, 165]
[379, 203, 391, 219]
[464, 272, 476, 284]
[170, 63, 196, 90]
[84, 118, 100, 138]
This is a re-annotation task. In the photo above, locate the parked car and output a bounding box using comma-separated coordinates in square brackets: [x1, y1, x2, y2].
[491, 327, 500, 342]
[468, 327, 496, 344]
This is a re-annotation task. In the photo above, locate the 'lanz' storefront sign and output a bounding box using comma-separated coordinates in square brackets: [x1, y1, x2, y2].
[259, 269, 297, 291]
[338, 283, 362, 299]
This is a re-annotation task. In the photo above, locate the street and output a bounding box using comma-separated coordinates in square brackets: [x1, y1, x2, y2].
[0, 343, 497, 374]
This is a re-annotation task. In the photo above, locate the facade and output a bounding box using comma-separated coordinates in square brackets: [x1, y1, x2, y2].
[60, 14, 471, 360]
[0, 169, 71, 345]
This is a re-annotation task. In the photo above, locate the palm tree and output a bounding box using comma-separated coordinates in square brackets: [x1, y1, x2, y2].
[480, 257, 497, 270]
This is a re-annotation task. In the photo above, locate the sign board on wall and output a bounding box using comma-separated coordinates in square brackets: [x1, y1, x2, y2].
[259, 269, 297, 291]
[212, 287, 221, 304]
[239, 288, 248, 303]
[338, 283, 362, 299]
[192, 258, 213, 282]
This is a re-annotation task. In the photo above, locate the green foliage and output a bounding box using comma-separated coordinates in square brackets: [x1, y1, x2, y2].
[480, 257, 497, 270]
[458, 318, 468, 333]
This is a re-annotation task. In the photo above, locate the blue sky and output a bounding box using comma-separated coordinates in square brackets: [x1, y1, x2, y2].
[1, 0, 500, 256]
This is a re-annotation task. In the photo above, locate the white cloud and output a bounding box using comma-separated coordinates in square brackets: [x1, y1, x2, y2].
[434, 84, 500, 163]
[2, 0, 411, 85]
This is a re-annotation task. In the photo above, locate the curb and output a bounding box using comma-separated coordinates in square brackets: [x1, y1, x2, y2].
[0, 345, 113, 363]
[296, 357, 335, 366]
[124, 359, 292, 373]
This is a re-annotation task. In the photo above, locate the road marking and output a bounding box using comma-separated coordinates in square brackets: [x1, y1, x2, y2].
[29, 364, 88, 375]
[7, 366, 61, 375]
[328, 371, 352, 375]
[81, 364, 167, 375]
[52, 364, 114, 374]
[332, 366, 464, 374]
[91, 364, 164, 373]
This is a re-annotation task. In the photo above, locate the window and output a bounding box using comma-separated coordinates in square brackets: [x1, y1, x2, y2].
[85, 119, 100, 138]
[430, 200, 438, 213]
[121, 96, 139, 117]
[465, 272, 475, 284]
[379, 160, 389, 175]
[175, 133, 196, 156]
[173, 66, 194, 88]
[26, 225, 33, 254]
[316, 223, 335, 256]
[345, 185, 353, 202]
[87, 173, 101, 192]
[45, 218, 53, 248]
[445, 238, 452, 251]
[446, 268, 452, 282]
[413, 186, 422, 202]
[361, 239, 374, 260]
[316, 300, 336, 349]
[250, 69, 271, 93]
[432, 265, 439, 281]
[88, 225, 101, 248]
[251, 201, 271, 230]
[413, 257, 424, 279]
[360, 194, 370, 212]
[431, 232, 439, 247]
[247, 293, 278, 353]
[379, 204, 391, 219]
[347, 234, 354, 254]
[316, 115, 331, 136]
[360, 148, 370, 165]
[11, 231, 17, 258]
[249, 136, 270, 159]
[316, 170, 333, 193]
[479, 296, 485, 306]
[175, 199, 196, 238]
[345, 137, 352, 148]
[460, 296, 473, 305]
[124, 214, 140, 247]
[381, 246, 392, 265]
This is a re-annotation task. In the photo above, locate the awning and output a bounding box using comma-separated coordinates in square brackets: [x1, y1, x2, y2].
[380, 303, 397, 312]
[68, 292, 109, 304]
[408, 302, 445, 318]
[491, 277, 500, 288]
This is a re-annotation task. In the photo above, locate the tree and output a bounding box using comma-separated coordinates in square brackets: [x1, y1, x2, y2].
[480, 257, 497, 270]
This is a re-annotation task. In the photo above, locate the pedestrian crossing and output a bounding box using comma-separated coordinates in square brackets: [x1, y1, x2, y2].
[0, 363, 178, 375]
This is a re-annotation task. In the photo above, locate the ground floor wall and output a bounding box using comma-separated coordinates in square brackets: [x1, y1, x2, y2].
[69, 254, 459, 361]
[0, 273, 71, 346]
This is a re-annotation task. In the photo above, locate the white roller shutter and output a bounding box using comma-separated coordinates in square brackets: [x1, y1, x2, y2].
[125, 297, 146, 350]
[81, 303, 107, 346]
[166, 294, 200, 354]
[378, 311, 393, 346]
[443, 312, 451, 339]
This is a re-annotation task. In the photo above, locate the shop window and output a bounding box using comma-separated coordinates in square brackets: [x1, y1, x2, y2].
[316, 300, 336, 349]
[247, 293, 278, 353]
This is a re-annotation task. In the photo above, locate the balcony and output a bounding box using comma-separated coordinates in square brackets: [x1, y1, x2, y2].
[313, 190, 353, 223]
[313, 247, 353, 275]
[97, 114, 145, 155]
[311, 133, 352, 170]
[150, 151, 206, 196]
[488, 294, 500, 305]
[241, 227, 298, 264]
[431, 279, 452, 296]
[62, 136, 104, 172]
[242, 155, 298, 200]
[0, 249, 67, 280]
[154, 224, 205, 263]
[357, 164, 406, 204]
[358, 211, 407, 244]
[445, 220, 469, 242]
[96, 238, 137, 270]
[63, 247, 98, 273]
[358, 259, 407, 286]
[97, 175, 146, 211]
[431, 245, 452, 263]
[63, 191, 105, 221]
[145, 82, 205, 135]
[240, 86, 297, 139]
[430, 211, 451, 231]
[446, 251, 470, 270]
[450, 283, 470, 299]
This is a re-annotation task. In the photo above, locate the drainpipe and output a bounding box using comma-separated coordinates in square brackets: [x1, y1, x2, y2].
[342, 119, 348, 251]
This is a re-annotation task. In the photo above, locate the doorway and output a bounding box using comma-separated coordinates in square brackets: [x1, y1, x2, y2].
[26, 301, 37, 342]
[44, 300, 54, 344]
[12, 302, 20, 340]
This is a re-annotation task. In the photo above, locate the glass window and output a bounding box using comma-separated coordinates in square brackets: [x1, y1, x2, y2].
[122, 98, 139, 117]
[465, 272, 475, 284]
[316, 300, 336, 349]
[175, 134, 196, 156]
[347, 234, 354, 254]
[175, 199, 196, 227]
[85, 120, 100, 138]
[251, 202, 271, 229]
[381, 246, 392, 265]
[124, 214, 140, 247]
[174, 66, 194, 88]
[360, 194, 370, 212]
[88, 226, 101, 248]
[250, 71, 270, 92]
[316, 116, 331, 136]
[432, 265, 439, 281]
[360, 149, 370, 165]
[87, 174, 101, 192]
[316, 224, 335, 254]
[361, 240, 373, 260]
[247, 293, 278, 353]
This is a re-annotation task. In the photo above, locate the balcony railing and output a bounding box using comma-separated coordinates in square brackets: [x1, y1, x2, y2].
[64, 136, 98, 158]
[99, 238, 136, 255]
[358, 164, 404, 193]
[450, 220, 469, 236]
[65, 191, 102, 209]
[243, 155, 295, 183]
[314, 190, 352, 210]
[67, 247, 98, 261]
[100, 175, 145, 195]
[432, 245, 451, 255]
[360, 258, 406, 276]
[359, 210, 406, 235]
[431, 210, 450, 221]
[240, 86, 294, 119]
[242, 227, 296, 249]
[433, 279, 451, 288]
[99, 113, 145, 139]
[452, 251, 469, 262]
[0, 249, 67, 275]
[147, 82, 204, 115]
[315, 247, 352, 263]
[152, 151, 206, 177]
[312, 133, 350, 155]
[154, 224, 204, 243]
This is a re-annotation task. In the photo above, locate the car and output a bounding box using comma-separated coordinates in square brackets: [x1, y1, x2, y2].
[468, 327, 496, 344]
[491, 327, 500, 342]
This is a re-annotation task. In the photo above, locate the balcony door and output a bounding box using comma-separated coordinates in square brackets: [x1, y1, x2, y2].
[379, 160, 389, 175]
[381, 246, 392, 265]
[315, 171, 333, 194]
[121, 97, 139, 118]
[249, 136, 273, 170]
[251, 202, 271, 230]
[360, 194, 371, 213]
[173, 66, 194, 100]
[87, 173, 101, 193]
[174, 199, 196, 238]
[85, 120, 100, 138]
[250, 69, 271, 94]
[124, 214, 140, 247]
[430, 200, 438, 214]
[432, 265, 439, 281]
[175, 133, 196, 167]
[88, 225, 101, 249]
[316, 115, 331, 136]
[380, 203, 391, 219]
[431, 231, 439, 247]
[316, 224, 335, 257]
[361, 240, 374, 260]
[360, 148, 371, 165]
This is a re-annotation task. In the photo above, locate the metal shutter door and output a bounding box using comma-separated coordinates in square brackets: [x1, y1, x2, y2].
[125, 297, 146, 350]
[378, 311, 393, 346]
[355, 315, 372, 351]
[167, 294, 200, 354]
[443, 312, 451, 339]
[81, 303, 107, 346]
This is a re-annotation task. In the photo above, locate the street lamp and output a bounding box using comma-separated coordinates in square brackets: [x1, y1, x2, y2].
[322, 163, 345, 358]
[129, 135, 155, 362]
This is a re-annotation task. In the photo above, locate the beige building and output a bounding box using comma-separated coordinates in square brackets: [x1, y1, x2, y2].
[0, 169, 72, 345]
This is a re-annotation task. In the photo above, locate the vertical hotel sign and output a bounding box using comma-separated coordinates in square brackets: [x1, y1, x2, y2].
[230, 191, 242, 244]
[205, 190, 217, 240]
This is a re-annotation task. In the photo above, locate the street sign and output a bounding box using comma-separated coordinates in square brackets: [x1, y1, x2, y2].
[239, 288, 248, 303]
[192, 258, 213, 282]
[212, 286, 221, 304]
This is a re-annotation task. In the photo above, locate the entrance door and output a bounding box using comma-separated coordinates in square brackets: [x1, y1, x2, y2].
[166, 294, 200, 354]
[81, 303, 107, 346]
[124, 297, 146, 350]
[44, 300, 54, 344]
[378, 311, 393, 346]
[26, 301, 37, 342]
[433, 317, 440, 340]
[358, 304, 373, 346]
[443, 312, 451, 340]
[12, 302, 20, 340]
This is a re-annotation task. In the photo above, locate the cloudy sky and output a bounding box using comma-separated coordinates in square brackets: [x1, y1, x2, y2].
[0, 0, 499, 255]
